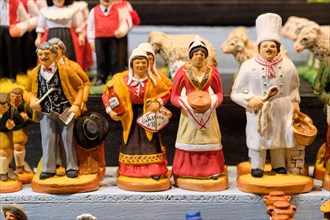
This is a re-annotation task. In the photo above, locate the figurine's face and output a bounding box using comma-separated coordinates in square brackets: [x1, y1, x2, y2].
[259, 41, 278, 61]
[132, 58, 148, 79]
[147, 53, 154, 69]
[0, 103, 9, 115]
[100, 0, 113, 8]
[9, 93, 22, 107]
[37, 49, 55, 67]
[52, 0, 65, 7]
[191, 50, 206, 67]
[52, 44, 64, 60]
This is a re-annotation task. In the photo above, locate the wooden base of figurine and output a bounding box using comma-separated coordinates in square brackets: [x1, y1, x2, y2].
[237, 161, 309, 176]
[237, 173, 313, 194]
[313, 143, 326, 180]
[323, 174, 330, 191]
[17, 172, 35, 184]
[0, 180, 22, 193]
[174, 175, 229, 192]
[117, 176, 171, 192]
[31, 160, 100, 194]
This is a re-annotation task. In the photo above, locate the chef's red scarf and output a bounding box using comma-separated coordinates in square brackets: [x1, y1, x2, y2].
[255, 54, 282, 78]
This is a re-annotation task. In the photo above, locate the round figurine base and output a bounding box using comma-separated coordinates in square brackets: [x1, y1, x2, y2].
[18, 172, 35, 184]
[174, 175, 229, 192]
[237, 173, 313, 194]
[117, 176, 171, 192]
[323, 174, 330, 191]
[237, 161, 309, 176]
[0, 180, 22, 193]
[31, 161, 100, 194]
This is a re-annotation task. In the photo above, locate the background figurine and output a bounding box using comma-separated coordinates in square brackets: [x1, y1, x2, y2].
[35, 0, 85, 65]
[76, 213, 97, 220]
[170, 35, 227, 191]
[148, 31, 218, 80]
[0, 93, 25, 183]
[24, 42, 83, 181]
[10, 88, 34, 182]
[88, 0, 129, 86]
[102, 48, 171, 191]
[0, 0, 29, 83]
[2, 204, 28, 220]
[230, 13, 300, 178]
[313, 56, 330, 190]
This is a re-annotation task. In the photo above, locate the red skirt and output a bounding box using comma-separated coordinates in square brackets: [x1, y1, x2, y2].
[172, 148, 225, 178]
[118, 162, 168, 178]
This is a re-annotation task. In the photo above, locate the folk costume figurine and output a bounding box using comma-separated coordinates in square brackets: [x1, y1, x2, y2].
[17, 0, 40, 74]
[10, 88, 35, 183]
[231, 13, 313, 194]
[0, 0, 29, 82]
[170, 35, 228, 192]
[102, 48, 171, 191]
[35, 0, 85, 64]
[87, 0, 131, 86]
[2, 204, 28, 220]
[0, 93, 25, 193]
[138, 43, 172, 92]
[24, 42, 87, 193]
[313, 56, 330, 190]
[115, 0, 140, 72]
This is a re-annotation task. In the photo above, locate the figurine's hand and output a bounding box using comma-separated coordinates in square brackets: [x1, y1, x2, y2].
[9, 25, 21, 37]
[90, 42, 95, 52]
[20, 112, 29, 122]
[6, 119, 15, 130]
[292, 101, 300, 113]
[147, 100, 161, 112]
[35, 37, 41, 47]
[247, 97, 264, 111]
[114, 30, 125, 39]
[78, 34, 85, 46]
[109, 111, 121, 121]
[69, 105, 80, 119]
[30, 98, 42, 111]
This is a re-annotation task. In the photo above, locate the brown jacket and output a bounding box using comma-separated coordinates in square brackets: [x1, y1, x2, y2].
[24, 62, 84, 108]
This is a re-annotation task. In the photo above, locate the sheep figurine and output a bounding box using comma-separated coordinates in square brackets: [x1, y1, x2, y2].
[148, 31, 218, 80]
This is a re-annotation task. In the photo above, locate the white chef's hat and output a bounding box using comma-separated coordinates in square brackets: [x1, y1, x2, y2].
[256, 13, 282, 45]
[188, 35, 208, 59]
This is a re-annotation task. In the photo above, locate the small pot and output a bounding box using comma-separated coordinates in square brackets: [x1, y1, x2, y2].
[267, 201, 296, 220]
[263, 191, 291, 206]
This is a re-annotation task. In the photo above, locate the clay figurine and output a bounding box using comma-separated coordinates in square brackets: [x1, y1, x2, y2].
[231, 13, 313, 194]
[10, 88, 35, 183]
[88, 0, 130, 86]
[76, 213, 97, 220]
[2, 204, 28, 220]
[313, 56, 330, 190]
[24, 42, 98, 193]
[102, 47, 171, 191]
[0, 0, 29, 82]
[35, 0, 85, 64]
[170, 35, 228, 191]
[0, 93, 25, 193]
[148, 31, 218, 80]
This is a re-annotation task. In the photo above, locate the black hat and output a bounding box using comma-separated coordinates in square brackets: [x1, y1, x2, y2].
[74, 112, 109, 149]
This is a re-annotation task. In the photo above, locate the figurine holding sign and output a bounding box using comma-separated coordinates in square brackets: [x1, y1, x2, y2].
[170, 35, 227, 191]
[102, 48, 171, 191]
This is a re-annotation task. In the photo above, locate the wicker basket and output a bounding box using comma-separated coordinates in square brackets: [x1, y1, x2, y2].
[292, 113, 317, 146]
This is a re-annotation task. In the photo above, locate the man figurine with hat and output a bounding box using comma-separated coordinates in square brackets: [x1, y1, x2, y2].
[231, 13, 301, 178]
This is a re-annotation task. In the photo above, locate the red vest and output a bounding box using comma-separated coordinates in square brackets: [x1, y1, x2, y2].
[94, 4, 119, 38]
[9, 0, 20, 25]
